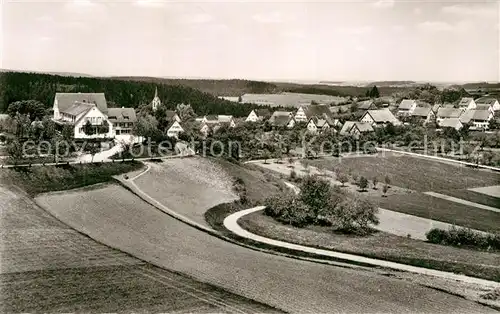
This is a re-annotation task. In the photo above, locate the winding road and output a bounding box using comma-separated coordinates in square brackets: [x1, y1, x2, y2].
[35, 160, 497, 313]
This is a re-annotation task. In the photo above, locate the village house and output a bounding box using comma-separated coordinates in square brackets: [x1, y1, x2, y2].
[436, 107, 464, 124]
[340, 121, 374, 138]
[166, 120, 184, 138]
[294, 104, 333, 123]
[397, 99, 417, 116]
[268, 111, 295, 129]
[52, 93, 115, 139]
[360, 108, 400, 127]
[469, 110, 494, 130]
[166, 110, 182, 123]
[245, 109, 271, 122]
[306, 116, 334, 134]
[107, 107, 137, 136]
[475, 104, 495, 115]
[475, 97, 500, 111]
[357, 100, 377, 110]
[457, 97, 476, 111]
[410, 107, 435, 125]
[438, 118, 463, 131]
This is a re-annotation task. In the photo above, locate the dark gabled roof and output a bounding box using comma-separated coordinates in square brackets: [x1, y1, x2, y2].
[475, 104, 492, 111]
[107, 107, 137, 123]
[357, 100, 375, 110]
[165, 110, 178, 119]
[166, 120, 183, 131]
[255, 108, 271, 118]
[340, 121, 373, 134]
[205, 115, 218, 122]
[411, 107, 432, 117]
[472, 110, 491, 121]
[304, 104, 333, 119]
[55, 93, 107, 114]
[460, 110, 475, 124]
[475, 97, 498, 105]
[269, 111, 293, 123]
[272, 115, 294, 127]
[61, 102, 94, 116]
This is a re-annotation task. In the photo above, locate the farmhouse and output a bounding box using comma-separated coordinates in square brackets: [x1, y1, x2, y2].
[438, 118, 463, 130]
[268, 111, 295, 128]
[165, 110, 181, 123]
[340, 121, 374, 137]
[436, 107, 463, 123]
[397, 99, 417, 116]
[107, 107, 137, 136]
[457, 97, 476, 111]
[218, 115, 237, 128]
[294, 104, 334, 123]
[245, 109, 271, 122]
[52, 93, 115, 139]
[410, 107, 435, 125]
[306, 116, 333, 133]
[470, 110, 494, 130]
[475, 97, 500, 111]
[360, 109, 400, 127]
[166, 120, 184, 138]
[357, 100, 376, 110]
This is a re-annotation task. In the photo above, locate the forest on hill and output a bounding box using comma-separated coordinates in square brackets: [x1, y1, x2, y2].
[0, 72, 277, 117]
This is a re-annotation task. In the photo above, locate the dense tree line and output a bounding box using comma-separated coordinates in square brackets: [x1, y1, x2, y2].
[0, 72, 275, 117]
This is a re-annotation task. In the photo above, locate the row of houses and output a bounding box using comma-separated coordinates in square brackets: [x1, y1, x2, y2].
[395, 97, 499, 131]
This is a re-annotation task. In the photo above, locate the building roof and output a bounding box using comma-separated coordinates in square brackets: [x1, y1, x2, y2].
[255, 108, 271, 118]
[218, 115, 234, 123]
[166, 120, 183, 131]
[475, 104, 492, 111]
[432, 104, 441, 112]
[458, 97, 474, 107]
[459, 110, 475, 124]
[437, 107, 463, 118]
[472, 110, 491, 121]
[165, 110, 178, 120]
[354, 122, 375, 133]
[340, 121, 373, 134]
[205, 115, 218, 122]
[357, 100, 375, 110]
[302, 104, 334, 119]
[411, 107, 433, 117]
[271, 115, 294, 127]
[55, 93, 107, 114]
[107, 107, 137, 123]
[398, 99, 416, 110]
[365, 108, 398, 123]
[269, 111, 293, 123]
[60, 101, 94, 116]
[439, 118, 462, 128]
[475, 97, 498, 105]
[309, 116, 332, 128]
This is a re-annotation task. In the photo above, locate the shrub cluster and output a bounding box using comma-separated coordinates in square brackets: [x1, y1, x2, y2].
[264, 175, 379, 234]
[426, 227, 500, 251]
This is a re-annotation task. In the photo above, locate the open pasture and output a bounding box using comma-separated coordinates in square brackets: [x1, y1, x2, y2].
[306, 155, 500, 192]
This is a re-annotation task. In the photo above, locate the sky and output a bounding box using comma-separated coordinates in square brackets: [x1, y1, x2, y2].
[1, 0, 499, 82]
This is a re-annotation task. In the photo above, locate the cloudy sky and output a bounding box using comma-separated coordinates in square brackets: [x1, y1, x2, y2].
[2, 0, 499, 82]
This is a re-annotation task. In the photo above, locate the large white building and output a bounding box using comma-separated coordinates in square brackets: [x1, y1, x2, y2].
[52, 92, 136, 139]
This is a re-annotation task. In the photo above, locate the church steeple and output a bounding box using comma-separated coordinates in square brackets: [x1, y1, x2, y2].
[152, 86, 161, 112]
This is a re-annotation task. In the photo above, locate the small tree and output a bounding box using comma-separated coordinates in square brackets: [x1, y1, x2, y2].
[287, 157, 294, 167]
[372, 176, 378, 190]
[262, 149, 271, 164]
[358, 176, 368, 191]
[338, 173, 349, 187]
[7, 139, 23, 163]
[87, 142, 101, 163]
[384, 175, 391, 187]
[382, 184, 389, 197]
[233, 177, 248, 204]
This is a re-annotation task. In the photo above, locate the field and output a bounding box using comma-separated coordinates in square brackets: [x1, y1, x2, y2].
[304, 155, 500, 192]
[305, 155, 500, 231]
[0, 173, 280, 313]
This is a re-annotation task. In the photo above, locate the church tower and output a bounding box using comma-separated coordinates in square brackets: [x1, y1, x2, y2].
[151, 87, 161, 111]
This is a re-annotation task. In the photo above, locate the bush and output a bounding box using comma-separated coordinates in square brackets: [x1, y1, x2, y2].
[233, 177, 248, 204]
[426, 227, 500, 251]
[264, 193, 311, 227]
[289, 169, 297, 181]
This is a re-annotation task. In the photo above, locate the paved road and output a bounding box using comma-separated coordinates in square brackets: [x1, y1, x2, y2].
[36, 183, 496, 313]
